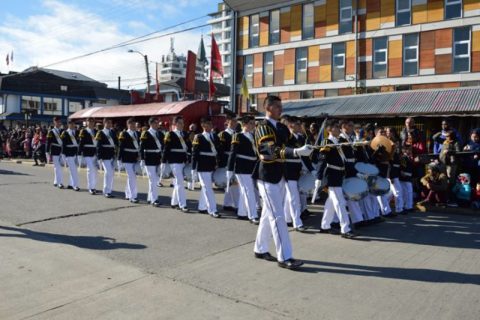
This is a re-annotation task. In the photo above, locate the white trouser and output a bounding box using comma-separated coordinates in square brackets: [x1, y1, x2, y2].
[52, 155, 64, 185]
[254, 181, 262, 210]
[223, 183, 239, 208]
[322, 187, 351, 234]
[347, 200, 364, 223]
[389, 178, 404, 213]
[361, 194, 380, 220]
[254, 179, 292, 263]
[101, 159, 115, 194]
[171, 163, 187, 208]
[145, 165, 159, 202]
[65, 156, 79, 188]
[236, 174, 258, 219]
[124, 162, 138, 200]
[377, 194, 392, 216]
[400, 181, 413, 210]
[284, 180, 303, 228]
[84, 156, 97, 190]
[198, 171, 217, 214]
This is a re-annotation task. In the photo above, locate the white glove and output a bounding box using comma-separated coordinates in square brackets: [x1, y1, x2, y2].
[191, 170, 198, 182]
[315, 179, 322, 188]
[226, 171, 234, 181]
[294, 145, 313, 157]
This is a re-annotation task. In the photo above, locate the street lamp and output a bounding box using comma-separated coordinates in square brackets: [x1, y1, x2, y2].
[128, 49, 151, 98]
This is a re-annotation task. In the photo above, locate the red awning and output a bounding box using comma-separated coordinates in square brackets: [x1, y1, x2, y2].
[69, 100, 219, 120]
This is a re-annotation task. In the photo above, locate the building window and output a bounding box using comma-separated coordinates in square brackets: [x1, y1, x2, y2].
[302, 3, 314, 40]
[224, 43, 231, 52]
[403, 33, 418, 76]
[224, 55, 231, 63]
[445, 0, 462, 19]
[224, 31, 231, 39]
[263, 52, 274, 87]
[325, 89, 339, 97]
[339, 0, 353, 34]
[396, 0, 411, 26]
[301, 90, 314, 99]
[453, 27, 470, 73]
[21, 96, 40, 110]
[296, 47, 308, 84]
[249, 14, 259, 48]
[244, 55, 254, 88]
[373, 37, 388, 78]
[395, 85, 411, 91]
[332, 43, 346, 81]
[212, 22, 222, 30]
[225, 19, 231, 28]
[269, 10, 280, 45]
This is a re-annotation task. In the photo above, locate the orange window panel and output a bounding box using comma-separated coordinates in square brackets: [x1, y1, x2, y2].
[435, 54, 452, 74]
[435, 29, 452, 49]
[427, 0, 444, 22]
[380, 0, 395, 25]
[465, 0, 480, 12]
[412, 4, 428, 24]
[326, 0, 339, 33]
[290, 4, 302, 40]
[280, 10, 291, 43]
[320, 65, 332, 82]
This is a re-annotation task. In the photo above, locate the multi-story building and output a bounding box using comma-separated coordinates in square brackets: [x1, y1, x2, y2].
[207, 3, 234, 86]
[225, 0, 480, 113]
[158, 38, 206, 83]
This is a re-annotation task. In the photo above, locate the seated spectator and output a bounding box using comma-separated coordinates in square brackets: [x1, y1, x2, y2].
[439, 131, 461, 188]
[432, 119, 463, 155]
[464, 129, 480, 186]
[418, 165, 448, 207]
[452, 173, 472, 208]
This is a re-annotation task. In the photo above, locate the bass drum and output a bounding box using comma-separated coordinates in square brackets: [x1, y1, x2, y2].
[342, 177, 369, 201]
[355, 162, 379, 186]
[183, 163, 197, 182]
[161, 163, 173, 179]
[298, 172, 315, 193]
[369, 177, 391, 196]
[212, 167, 236, 189]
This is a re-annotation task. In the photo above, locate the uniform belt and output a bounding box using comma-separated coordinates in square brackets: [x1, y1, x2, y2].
[144, 149, 161, 153]
[285, 158, 302, 163]
[345, 158, 355, 163]
[124, 148, 139, 153]
[236, 154, 257, 161]
[171, 148, 187, 153]
[225, 151, 232, 155]
[393, 164, 400, 168]
[327, 164, 345, 171]
[65, 145, 78, 148]
[401, 172, 412, 177]
[200, 152, 217, 156]
[51, 143, 62, 147]
[102, 145, 115, 148]
[83, 144, 96, 148]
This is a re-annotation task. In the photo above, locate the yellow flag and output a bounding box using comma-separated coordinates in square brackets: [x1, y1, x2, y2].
[241, 75, 249, 101]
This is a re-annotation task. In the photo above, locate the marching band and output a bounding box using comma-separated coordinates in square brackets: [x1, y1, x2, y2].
[45, 95, 411, 271]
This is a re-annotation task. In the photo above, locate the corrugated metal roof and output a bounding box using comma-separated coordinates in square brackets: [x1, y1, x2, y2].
[282, 87, 480, 118]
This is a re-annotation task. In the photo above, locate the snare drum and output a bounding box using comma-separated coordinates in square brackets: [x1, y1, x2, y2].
[161, 163, 173, 179]
[298, 172, 316, 193]
[342, 177, 369, 201]
[369, 176, 390, 196]
[213, 167, 236, 188]
[355, 162, 379, 186]
[183, 163, 196, 182]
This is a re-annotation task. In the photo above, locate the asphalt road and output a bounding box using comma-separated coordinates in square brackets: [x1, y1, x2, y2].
[0, 161, 479, 320]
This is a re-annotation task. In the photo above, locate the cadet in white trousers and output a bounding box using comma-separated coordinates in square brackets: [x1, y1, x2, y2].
[95, 118, 118, 198]
[61, 121, 80, 191]
[119, 118, 140, 203]
[79, 118, 98, 195]
[46, 117, 64, 188]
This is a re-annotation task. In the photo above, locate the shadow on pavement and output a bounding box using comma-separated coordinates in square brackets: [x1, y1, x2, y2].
[0, 225, 147, 250]
[0, 169, 30, 176]
[299, 260, 480, 285]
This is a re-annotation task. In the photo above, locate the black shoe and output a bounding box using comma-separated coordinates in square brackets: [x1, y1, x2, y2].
[58, 184, 64, 189]
[67, 185, 73, 190]
[295, 226, 307, 232]
[223, 206, 236, 212]
[254, 252, 277, 262]
[198, 209, 208, 214]
[152, 201, 161, 207]
[104, 193, 113, 198]
[171, 205, 179, 209]
[157, 182, 164, 187]
[130, 198, 139, 203]
[341, 231, 358, 239]
[211, 212, 221, 218]
[300, 209, 311, 220]
[33, 163, 38, 166]
[53, 184, 57, 187]
[180, 207, 190, 213]
[278, 258, 303, 270]
[237, 216, 249, 220]
[89, 189, 95, 195]
[73, 187, 80, 192]
[250, 218, 260, 225]
[286, 222, 293, 228]
[92, 189, 97, 195]
[319, 228, 339, 235]
[331, 222, 340, 229]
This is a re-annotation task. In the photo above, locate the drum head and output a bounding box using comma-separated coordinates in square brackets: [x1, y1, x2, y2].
[369, 177, 390, 196]
[213, 168, 227, 188]
[342, 177, 369, 201]
[298, 173, 315, 193]
[354, 162, 379, 176]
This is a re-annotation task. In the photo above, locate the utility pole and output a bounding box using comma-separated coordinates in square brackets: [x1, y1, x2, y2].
[118, 76, 121, 90]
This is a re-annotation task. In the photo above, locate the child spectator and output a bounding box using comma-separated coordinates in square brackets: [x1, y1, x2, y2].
[399, 146, 414, 212]
[418, 165, 448, 207]
[452, 173, 472, 208]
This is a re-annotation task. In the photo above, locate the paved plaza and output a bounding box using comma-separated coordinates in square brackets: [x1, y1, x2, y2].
[0, 161, 479, 320]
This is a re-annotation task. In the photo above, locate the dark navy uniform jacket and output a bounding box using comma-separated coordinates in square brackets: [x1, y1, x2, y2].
[339, 133, 357, 178]
[119, 130, 140, 163]
[399, 154, 414, 182]
[192, 132, 220, 172]
[61, 129, 79, 157]
[140, 129, 164, 166]
[95, 129, 118, 160]
[252, 119, 297, 184]
[162, 130, 190, 164]
[218, 128, 235, 168]
[227, 132, 258, 175]
[284, 133, 314, 181]
[79, 128, 97, 157]
[46, 128, 63, 156]
[317, 137, 346, 187]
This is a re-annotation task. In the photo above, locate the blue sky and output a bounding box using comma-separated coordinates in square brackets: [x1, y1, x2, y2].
[0, 0, 217, 88]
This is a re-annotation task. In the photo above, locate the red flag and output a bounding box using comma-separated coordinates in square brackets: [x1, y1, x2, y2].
[185, 51, 197, 94]
[209, 70, 216, 100]
[6, 54, 9, 66]
[210, 33, 223, 77]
